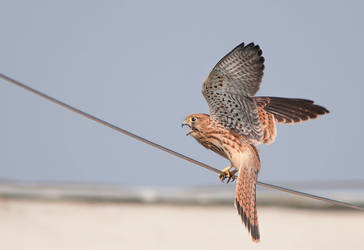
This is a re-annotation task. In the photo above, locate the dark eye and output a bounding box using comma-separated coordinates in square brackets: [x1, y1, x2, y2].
[191, 117, 196, 122]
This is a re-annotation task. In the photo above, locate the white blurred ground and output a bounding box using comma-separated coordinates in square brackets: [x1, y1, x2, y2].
[0, 199, 362, 250]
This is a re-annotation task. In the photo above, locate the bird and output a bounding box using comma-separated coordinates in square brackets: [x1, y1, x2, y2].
[182, 42, 329, 242]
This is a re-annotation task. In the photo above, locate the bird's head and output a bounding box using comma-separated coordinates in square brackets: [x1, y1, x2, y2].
[182, 113, 210, 136]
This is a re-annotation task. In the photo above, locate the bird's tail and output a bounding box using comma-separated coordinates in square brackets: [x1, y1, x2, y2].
[254, 96, 329, 124]
[235, 144, 261, 242]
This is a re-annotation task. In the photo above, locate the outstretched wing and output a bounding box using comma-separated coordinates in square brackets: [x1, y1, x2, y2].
[202, 42, 265, 144]
[254, 96, 330, 124]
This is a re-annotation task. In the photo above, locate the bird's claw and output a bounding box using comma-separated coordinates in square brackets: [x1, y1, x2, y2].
[218, 166, 237, 184]
[219, 173, 236, 183]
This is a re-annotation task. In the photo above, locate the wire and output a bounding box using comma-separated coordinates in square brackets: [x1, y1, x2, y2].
[1, 73, 363, 211]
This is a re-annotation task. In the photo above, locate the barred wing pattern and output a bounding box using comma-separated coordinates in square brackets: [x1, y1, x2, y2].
[202, 43, 265, 144]
[254, 96, 330, 124]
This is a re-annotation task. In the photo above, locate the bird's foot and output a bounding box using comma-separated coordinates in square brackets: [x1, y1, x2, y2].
[218, 166, 238, 183]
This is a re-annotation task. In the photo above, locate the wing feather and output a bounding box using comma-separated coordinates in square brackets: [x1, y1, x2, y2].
[254, 96, 329, 124]
[202, 42, 265, 144]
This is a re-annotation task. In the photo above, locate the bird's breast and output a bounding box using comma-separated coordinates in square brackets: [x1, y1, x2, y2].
[193, 128, 248, 165]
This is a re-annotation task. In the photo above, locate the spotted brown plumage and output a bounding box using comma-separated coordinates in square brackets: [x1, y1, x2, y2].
[182, 42, 329, 242]
[257, 106, 276, 144]
[183, 114, 261, 241]
[202, 42, 265, 145]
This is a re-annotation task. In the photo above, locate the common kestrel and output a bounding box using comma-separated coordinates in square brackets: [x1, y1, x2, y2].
[182, 42, 329, 242]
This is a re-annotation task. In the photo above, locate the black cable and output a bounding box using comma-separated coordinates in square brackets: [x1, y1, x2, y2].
[1, 73, 363, 211]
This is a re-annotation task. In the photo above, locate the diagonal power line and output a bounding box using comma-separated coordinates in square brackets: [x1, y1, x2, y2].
[1, 73, 363, 211]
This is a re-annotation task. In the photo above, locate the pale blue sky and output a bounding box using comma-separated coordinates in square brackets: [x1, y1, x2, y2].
[1, 0, 363, 187]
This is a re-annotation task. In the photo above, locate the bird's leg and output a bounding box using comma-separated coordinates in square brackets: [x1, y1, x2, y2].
[218, 166, 238, 183]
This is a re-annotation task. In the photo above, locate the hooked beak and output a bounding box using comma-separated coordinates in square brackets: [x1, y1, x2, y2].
[181, 122, 189, 128]
[181, 121, 193, 136]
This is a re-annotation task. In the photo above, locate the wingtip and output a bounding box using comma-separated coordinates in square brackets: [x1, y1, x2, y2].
[234, 41, 263, 53]
[322, 106, 330, 114]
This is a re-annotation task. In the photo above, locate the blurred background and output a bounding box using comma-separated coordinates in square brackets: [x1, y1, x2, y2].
[1, 1, 363, 249]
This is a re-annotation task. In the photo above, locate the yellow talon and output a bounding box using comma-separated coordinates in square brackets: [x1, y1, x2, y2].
[218, 166, 238, 183]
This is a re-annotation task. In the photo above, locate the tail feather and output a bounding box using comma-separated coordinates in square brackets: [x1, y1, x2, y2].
[254, 96, 329, 124]
[235, 144, 260, 242]
[235, 196, 260, 242]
